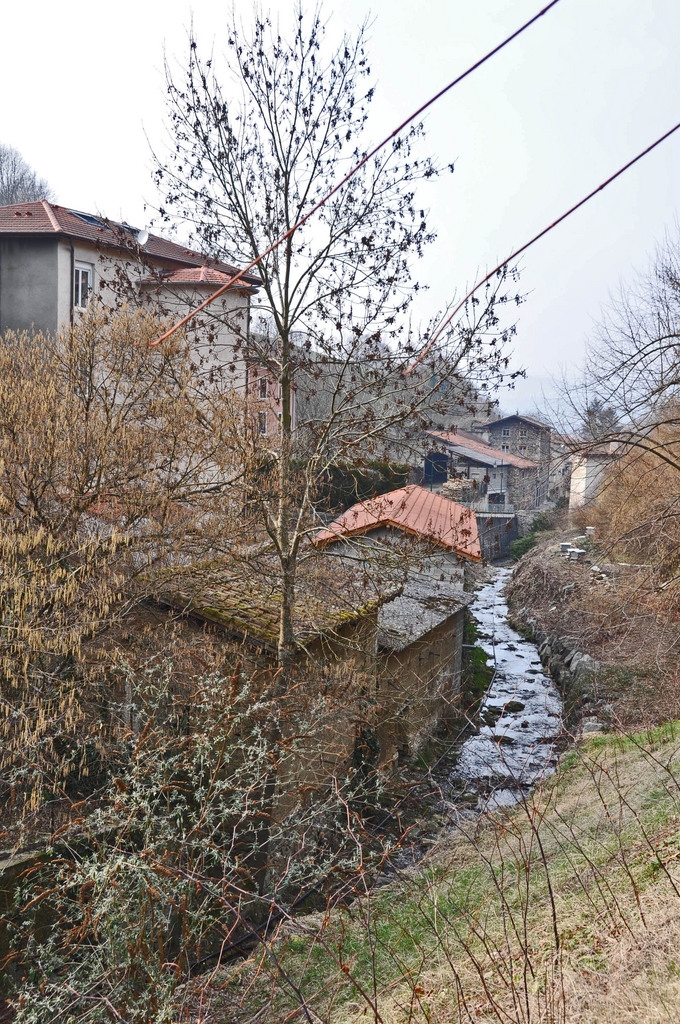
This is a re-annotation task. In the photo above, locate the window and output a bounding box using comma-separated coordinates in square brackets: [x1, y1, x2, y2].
[519, 445, 527, 455]
[70, 210, 104, 229]
[258, 411, 268, 435]
[502, 427, 510, 437]
[258, 375, 268, 399]
[519, 428, 527, 437]
[74, 262, 93, 308]
[501, 444, 509, 452]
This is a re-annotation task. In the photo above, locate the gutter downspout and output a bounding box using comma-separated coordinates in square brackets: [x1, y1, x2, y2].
[68, 238, 75, 325]
[244, 288, 251, 408]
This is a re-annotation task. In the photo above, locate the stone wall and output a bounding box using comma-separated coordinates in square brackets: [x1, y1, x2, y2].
[507, 466, 540, 509]
[508, 610, 607, 729]
[475, 513, 519, 560]
[377, 608, 465, 762]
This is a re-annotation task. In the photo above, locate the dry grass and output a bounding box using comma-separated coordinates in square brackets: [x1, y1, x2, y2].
[506, 533, 680, 726]
[188, 723, 680, 1024]
[563, 898, 680, 1023]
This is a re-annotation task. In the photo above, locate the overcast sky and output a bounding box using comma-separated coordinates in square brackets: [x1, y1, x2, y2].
[3, 0, 679, 411]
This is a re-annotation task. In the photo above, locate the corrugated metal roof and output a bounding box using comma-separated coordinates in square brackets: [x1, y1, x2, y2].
[427, 429, 539, 470]
[314, 484, 481, 561]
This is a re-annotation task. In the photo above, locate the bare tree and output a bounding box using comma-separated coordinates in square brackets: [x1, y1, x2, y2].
[0, 143, 54, 205]
[581, 397, 620, 440]
[0, 306, 245, 828]
[561, 232, 680, 458]
[554, 232, 680, 582]
[157, 4, 520, 672]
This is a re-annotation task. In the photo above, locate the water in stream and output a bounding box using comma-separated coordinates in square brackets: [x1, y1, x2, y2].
[452, 567, 563, 810]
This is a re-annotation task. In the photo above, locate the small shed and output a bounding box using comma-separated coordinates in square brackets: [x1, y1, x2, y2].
[315, 485, 479, 759]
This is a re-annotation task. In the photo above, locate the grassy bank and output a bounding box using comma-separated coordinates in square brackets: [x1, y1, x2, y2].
[506, 530, 680, 728]
[199, 721, 680, 1023]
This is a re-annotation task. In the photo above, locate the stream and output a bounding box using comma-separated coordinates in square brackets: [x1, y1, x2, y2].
[452, 566, 563, 810]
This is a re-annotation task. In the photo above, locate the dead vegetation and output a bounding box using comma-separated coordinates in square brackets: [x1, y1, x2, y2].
[165, 722, 680, 1024]
[506, 526, 680, 727]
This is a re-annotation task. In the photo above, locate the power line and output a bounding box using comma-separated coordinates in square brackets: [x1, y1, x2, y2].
[405, 119, 680, 373]
[151, 0, 563, 348]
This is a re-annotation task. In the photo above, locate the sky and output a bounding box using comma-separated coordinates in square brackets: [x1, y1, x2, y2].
[3, 0, 679, 412]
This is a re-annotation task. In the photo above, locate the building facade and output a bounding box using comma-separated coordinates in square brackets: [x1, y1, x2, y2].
[0, 200, 310, 433]
[569, 444, 618, 509]
[427, 428, 542, 511]
[1, 201, 256, 329]
[485, 415, 552, 503]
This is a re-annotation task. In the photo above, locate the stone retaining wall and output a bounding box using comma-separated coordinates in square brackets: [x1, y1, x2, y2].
[508, 609, 610, 731]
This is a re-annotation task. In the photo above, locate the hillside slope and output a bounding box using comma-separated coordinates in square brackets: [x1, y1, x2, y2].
[196, 722, 680, 1023]
[506, 531, 680, 728]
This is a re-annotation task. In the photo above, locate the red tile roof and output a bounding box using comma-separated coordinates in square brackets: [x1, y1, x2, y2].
[314, 484, 481, 561]
[427, 429, 539, 470]
[139, 266, 234, 286]
[0, 201, 260, 285]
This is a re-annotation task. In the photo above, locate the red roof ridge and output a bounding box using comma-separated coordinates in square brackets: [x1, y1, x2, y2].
[138, 265, 243, 288]
[314, 483, 481, 561]
[40, 199, 61, 232]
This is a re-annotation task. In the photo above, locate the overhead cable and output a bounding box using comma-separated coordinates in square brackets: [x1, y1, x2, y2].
[150, 0, 563, 347]
[405, 119, 680, 372]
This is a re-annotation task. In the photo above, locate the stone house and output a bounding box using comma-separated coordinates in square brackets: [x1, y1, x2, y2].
[484, 414, 552, 503]
[485, 414, 551, 463]
[427, 428, 541, 510]
[314, 484, 481, 760]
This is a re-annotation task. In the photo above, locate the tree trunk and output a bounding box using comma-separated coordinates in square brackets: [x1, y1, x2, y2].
[276, 333, 296, 679]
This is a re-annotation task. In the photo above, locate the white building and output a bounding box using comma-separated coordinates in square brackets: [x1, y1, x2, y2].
[569, 444, 618, 509]
[0, 200, 258, 389]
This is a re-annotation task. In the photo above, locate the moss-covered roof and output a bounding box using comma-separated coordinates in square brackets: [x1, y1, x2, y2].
[150, 557, 400, 651]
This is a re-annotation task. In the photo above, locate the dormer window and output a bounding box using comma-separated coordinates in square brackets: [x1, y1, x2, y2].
[74, 262, 93, 308]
